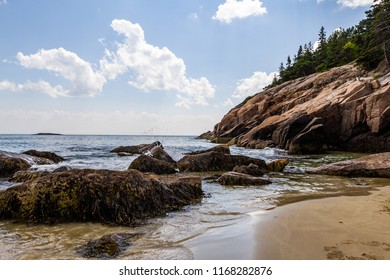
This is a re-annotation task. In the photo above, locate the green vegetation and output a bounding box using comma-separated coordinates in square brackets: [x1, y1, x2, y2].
[271, 0, 390, 86]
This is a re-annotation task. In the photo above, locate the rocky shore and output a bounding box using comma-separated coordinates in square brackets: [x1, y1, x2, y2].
[203, 63, 390, 154]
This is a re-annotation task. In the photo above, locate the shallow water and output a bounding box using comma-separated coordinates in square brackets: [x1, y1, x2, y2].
[0, 134, 389, 259]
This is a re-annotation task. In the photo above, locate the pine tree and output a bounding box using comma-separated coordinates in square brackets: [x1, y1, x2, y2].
[371, 0, 390, 65]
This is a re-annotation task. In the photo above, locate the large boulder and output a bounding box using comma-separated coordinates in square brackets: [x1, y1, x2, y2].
[129, 155, 177, 174]
[0, 169, 202, 225]
[177, 151, 267, 172]
[22, 150, 65, 163]
[0, 151, 31, 178]
[217, 172, 271, 186]
[308, 152, 390, 178]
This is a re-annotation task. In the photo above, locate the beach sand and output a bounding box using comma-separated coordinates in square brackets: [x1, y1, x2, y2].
[186, 186, 390, 260]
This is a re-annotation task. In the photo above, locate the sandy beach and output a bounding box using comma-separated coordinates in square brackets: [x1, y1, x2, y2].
[186, 185, 390, 260]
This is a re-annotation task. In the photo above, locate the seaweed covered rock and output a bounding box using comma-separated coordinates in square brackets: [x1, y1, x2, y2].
[10, 170, 49, 183]
[77, 233, 140, 259]
[22, 150, 65, 163]
[0, 169, 202, 225]
[308, 152, 390, 178]
[217, 172, 271, 186]
[267, 159, 290, 172]
[0, 151, 31, 178]
[177, 151, 267, 172]
[129, 155, 177, 174]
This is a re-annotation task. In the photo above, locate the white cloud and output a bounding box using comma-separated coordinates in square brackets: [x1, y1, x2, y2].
[108, 19, 215, 108]
[337, 0, 373, 8]
[0, 80, 68, 97]
[0, 0, 7, 5]
[233, 71, 277, 99]
[17, 48, 106, 97]
[1, 19, 215, 107]
[213, 0, 267, 24]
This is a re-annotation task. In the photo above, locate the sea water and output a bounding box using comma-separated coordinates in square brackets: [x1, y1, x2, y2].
[0, 134, 388, 259]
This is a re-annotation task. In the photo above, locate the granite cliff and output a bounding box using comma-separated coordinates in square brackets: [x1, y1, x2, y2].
[205, 63, 390, 154]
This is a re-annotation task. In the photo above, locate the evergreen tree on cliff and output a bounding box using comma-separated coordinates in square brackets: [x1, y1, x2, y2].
[371, 0, 390, 66]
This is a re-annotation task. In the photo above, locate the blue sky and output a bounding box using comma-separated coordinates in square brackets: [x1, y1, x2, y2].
[0, 0, 373, 135]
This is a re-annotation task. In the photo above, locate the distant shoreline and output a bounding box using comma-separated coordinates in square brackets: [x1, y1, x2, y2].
[33, 133, 63, 136]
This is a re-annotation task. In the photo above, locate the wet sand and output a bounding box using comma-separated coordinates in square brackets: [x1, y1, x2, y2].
[186, 186, 390, 260]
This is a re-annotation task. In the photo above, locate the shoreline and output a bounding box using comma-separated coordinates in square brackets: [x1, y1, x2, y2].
[186, 185, 390, 260]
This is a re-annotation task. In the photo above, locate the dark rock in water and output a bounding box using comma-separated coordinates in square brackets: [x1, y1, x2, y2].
[77, 233, 140, 259]
[0, 151, 31, 178]
[22, 150, 65, 163]
[217, 172, 271, 186]
[110, 141, 163, 155]
[53, 166, 72, 172]
[308, 152, 390, 178]
[233, 163, 265, 176]
[184, 144, 231, 156]
[148, 146, 176, 164]
[267, 159, 290, 172]
[129, 155, 177, 175]
[0, 169, 202, 225]
[177, 151, 267, 172]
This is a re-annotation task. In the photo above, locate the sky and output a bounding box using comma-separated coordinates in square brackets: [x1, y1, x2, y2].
[0, 0, 374, 135]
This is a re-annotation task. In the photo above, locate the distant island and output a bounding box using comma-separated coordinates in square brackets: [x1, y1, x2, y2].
[33, 133, 63, 136]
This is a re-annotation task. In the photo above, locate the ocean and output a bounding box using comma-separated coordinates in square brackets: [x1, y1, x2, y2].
[0, 134, 388, 259]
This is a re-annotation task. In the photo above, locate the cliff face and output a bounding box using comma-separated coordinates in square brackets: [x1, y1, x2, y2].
[208, 63, 390, 154]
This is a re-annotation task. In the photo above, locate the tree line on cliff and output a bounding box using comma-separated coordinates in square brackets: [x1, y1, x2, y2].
[271, 0, 390, 87]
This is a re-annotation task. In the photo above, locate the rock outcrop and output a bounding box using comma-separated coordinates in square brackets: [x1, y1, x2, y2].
[185, 145, 231, 155]
[177, 151, 267, 172]
[308, 152, 390, 178]
[0, 169, 202, 225]
[205, 64, 390, 154]
[0, 151, 31, 178]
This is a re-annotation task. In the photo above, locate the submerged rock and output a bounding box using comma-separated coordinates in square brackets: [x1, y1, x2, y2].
[177, 151, 267, 172]
[129, 155, 177, 175]
[22, 150, 65, 163]
[308, 152, 390, 178]
[0, 169, 202, 225]
[77, 233, 140, 259]
[0, 151, 31, 178]
[217, 172, 271, 186]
